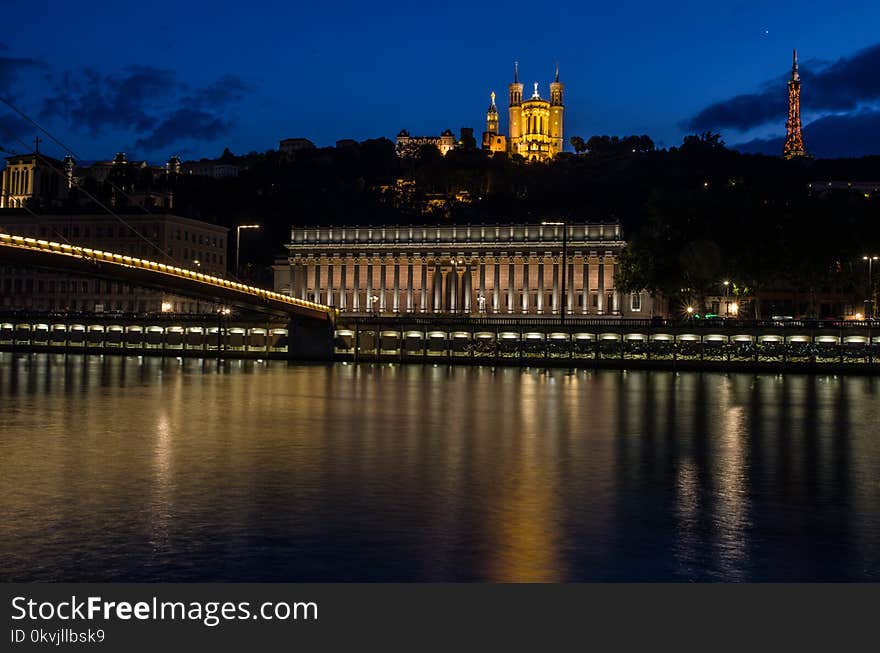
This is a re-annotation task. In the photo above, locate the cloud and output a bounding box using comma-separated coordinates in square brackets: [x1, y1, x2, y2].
[39, 65, 248, 153]
[733, 109, 880, 158]
[41, 66, 177, 137]
[186, 74, 249, 109]
[687, 43, 880, 133]
[0, 113, 31, 150]
[134, 108, 231, 151]
[0, 52, 44, 88]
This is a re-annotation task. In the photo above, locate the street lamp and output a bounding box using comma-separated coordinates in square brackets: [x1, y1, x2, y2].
[477, 294, 486, 315]
[542, 221, 567, 325]
[863, 255, 879, 319]
[723, 280, 730, 316]
[367, 294, 379, 317]
[236, 224, 261, 274]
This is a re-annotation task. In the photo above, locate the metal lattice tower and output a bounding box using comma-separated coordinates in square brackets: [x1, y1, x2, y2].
[783, 49, 808, 159]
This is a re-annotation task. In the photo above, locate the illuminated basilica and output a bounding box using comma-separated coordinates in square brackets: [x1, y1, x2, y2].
[483, 63, 565, 162]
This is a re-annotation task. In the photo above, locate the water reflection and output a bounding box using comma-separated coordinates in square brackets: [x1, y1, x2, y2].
[0, 353, 877, 581]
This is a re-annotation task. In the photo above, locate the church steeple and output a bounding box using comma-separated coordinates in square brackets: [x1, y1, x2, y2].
[509, 61, 522, 106]
[486, 91, 499, 134]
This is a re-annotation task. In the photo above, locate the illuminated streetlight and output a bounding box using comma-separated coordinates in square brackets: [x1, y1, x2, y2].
[161, 301, 173, 313]
[541, 221, 568, 325]
[863, 255, 879, 318]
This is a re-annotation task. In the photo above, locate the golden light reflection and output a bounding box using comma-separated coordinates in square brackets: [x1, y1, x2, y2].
[483, 372, 564, 582]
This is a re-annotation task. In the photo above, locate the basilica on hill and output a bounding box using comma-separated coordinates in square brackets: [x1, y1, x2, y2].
[397, 62, 565, 163]
[483, 62, 565, 162]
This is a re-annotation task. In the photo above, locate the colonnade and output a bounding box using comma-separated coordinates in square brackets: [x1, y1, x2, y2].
[286, 253, 626, 316]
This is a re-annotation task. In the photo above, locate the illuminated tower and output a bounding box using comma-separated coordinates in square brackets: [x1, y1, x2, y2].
[482, 91, 507, 152]
[508, 61, 524, 152]
[486, 91, 499, 134]
[783, 49, 808, 159]
[548, 63, 564, 157]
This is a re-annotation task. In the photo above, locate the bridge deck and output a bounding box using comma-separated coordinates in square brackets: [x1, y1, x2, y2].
[0, 232, 336, 320]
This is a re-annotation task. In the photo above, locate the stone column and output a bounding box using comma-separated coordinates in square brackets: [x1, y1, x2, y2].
[463, 263, 472, 314]
[433, 262, 442, 313]
[537, 257, 545, 314]
[567, 255, 575, 315]
[290, 262, 299, 300]
[479, 257, 486, 314]
[339, 256, 347, 311]
[552, 258, 559, 315]
[326, 256, 334, 306]
[522, 258, 530, 313]
[421, 258, 428, 313]
[379, 258, 387, 312]
[507, 258, 515, 314]
[612, 258, 621, 314]
[392, 257, 400, 313]
[407, 257, 414, 313]
[301, 259, 310, 301]
[352, 257, 361, 312]
[582, 256, 589, 314]
[597, 256, 606, 314]
[314, 260, 321, 305]
[493, 258, 500, 313]
[366, 258, 373, 312]
[440, 267, 449, 313]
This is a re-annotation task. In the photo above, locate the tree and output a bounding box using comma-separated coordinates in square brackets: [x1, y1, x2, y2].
[570, 136, 587, 154]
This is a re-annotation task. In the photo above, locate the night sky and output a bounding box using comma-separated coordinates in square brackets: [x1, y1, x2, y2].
[2, 0, 879, 161]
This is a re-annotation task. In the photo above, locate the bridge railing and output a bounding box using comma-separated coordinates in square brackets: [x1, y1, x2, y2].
[0, 232, 337, 317]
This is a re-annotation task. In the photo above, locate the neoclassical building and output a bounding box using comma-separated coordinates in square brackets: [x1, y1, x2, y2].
[274, 222, 651, 317]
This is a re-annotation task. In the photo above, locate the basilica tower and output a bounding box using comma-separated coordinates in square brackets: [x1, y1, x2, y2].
[548, 63, 564, 157]
[508, 62, 524, 152]
[783, 49, 808, 159]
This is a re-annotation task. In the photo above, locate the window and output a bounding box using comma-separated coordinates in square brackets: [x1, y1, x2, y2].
[631, 292, 641, 312]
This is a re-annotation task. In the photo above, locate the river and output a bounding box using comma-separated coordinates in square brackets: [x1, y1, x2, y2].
[0, 353, 877, 581]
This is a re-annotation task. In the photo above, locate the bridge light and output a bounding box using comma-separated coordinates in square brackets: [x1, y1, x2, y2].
[161, 302, 173, 313]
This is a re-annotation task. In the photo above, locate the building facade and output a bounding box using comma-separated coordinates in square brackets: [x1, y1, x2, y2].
[274, 222, 651, 317]
[395, 129, 457, 158]
[506, 63, 564, 162]
[279, 138, 316, 155]
[0, 151, 73, 209]
[0, 212, 228, 313]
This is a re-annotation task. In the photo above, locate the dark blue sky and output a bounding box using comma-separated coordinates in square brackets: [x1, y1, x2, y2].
[2, 0, 879, 161]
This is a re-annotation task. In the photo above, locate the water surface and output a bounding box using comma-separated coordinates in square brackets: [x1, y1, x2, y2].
[0, 353, 877, 581]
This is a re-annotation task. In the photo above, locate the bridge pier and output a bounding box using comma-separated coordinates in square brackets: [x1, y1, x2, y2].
[287, 317, 335, 361]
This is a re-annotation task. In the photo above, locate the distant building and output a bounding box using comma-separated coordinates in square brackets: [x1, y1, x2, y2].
[274, 221, 651, 317]
[809, 180, 880, 198]
[336, 139, 358, 149]
[279, 138, 316, 154]
[395, 129, 456, 158]
[180, 148, 239, 178]
[180, 160, 239, 178]
[0, 212, 228, 313]
[481, 92, 507, 154]
[0, 151, 74, 209]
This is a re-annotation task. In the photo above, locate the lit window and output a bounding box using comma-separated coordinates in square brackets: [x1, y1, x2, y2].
[630, 292, 641, 312]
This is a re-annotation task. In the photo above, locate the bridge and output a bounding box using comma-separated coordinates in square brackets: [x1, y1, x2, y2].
[0, 232, 338, 358]
[0, 232, 336, 319]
